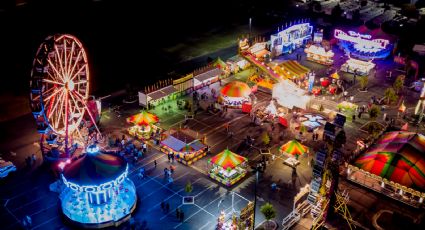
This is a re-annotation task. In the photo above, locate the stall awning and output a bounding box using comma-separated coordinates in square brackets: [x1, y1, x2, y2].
[161, 135, 187, 152]
[194, 68, 222, 85]
[275, 60, 310, 79]
[272, 80, 310, 109]
[279, 139, 309, 156]
[209, 149, 247, 170]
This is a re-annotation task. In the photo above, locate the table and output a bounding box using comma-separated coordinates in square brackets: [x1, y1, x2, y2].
[283, 157, 300, 167]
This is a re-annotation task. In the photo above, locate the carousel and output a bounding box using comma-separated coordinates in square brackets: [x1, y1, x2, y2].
[60, 145, 137, 228]
[208, 149, 248, 186]
[127, 111, 160, 140]
[160, 131, 207, 165]
[218, 81, 252, 108]
[347, 131, 425, 208]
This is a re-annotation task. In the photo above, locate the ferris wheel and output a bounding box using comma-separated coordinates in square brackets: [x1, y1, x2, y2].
[30, 34, 99, 159]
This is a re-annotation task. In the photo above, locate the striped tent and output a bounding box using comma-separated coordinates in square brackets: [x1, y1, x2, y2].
[127, 111, 159, 126]
[354, 132, 425, 191]
[273, 60, 310, 80]
[209, 149, 247, 170]
[279, 139, 309, 156]
[220, 81, 252, 98]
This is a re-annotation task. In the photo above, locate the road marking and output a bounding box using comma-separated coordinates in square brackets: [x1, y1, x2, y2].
[135, 173, 163, 188]
[159, 203, 184, 220]
[199, 221, 211, 230]
[32, 216, 59, 230]
[29, 202, 57, 217]
[11, 193, 51, 211]
[194, 184, 216, 198]
[129, 154, 166, 175]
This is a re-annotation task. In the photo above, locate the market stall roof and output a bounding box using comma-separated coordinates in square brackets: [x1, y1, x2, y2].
[210, 149, 247, 170]
[273, 60, 310, 79]
[220, 81, 252, 98]
[63, 147, 127, 186]
[194, 67, 223, 83]
[161, 131, 206, 152]
[127, 111, 159, 126]
[272, 80, 310, 109]
[213, 57, 227, 69]
[147, 85, 177, 101]
[353, 131, 425, 191]
[279, 139, 309, 156]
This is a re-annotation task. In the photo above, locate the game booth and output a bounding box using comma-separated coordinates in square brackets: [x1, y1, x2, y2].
[160, 131, 207, 165]
[59, 145, 137, 228]
[341, 58, 375, 76]
[208, 149, 248, 186]
[347, 131, 425, 208]
[218, 81, 252, 108]
[138, 85, 178, 109]
[127, 111, 160, 140]
[304, 44, 334, 65]
[280, 139, 309, 166]
[193, 67, 222, 90]
[334, 27, 393, 60]
[252, 99, 287, 125]
[270, 22, 313, 56]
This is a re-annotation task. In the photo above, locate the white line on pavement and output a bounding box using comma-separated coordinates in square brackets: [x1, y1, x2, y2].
[199, 221, 212, 230]
[32, 216, 59, 230]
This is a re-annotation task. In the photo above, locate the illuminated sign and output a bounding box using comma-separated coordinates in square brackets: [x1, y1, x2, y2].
[334, 29, 389, 49]
[62, 164, 129, 192]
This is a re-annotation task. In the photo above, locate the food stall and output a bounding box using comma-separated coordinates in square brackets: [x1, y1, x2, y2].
[304, 44, 334, 65]
[340, 58, 375, 76]
[127, 111, 160, 140]
[218, 81, 252, 108]
[208, 149, 248, 186]
[160, 131, 207, 165]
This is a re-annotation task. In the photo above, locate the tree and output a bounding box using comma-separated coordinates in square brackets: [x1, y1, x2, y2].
[393, 75, 405, 94]
[359, 76, 368, 91]
[261, 131, 270, 146]
[185, 180, 193, 193]
[368, 105, 381, 120]
[384, 88, 398, 105]
[331, 4, 343, 21]
[260, 203, 276, 229]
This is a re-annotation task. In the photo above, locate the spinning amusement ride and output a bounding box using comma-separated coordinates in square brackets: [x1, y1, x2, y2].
[30, 34, 100, 161]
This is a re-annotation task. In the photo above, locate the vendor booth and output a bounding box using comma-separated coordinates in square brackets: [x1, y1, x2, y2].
[160, 131, 207, 165]
[347, 131, 425, 208]
[280, 139, 309, 157]
[272, 80, 311, 110]
[193, 67, 222, 90]
[218, 81, 252, 108]
[340, 58, 375, 76]
[270, 22, 313, 56]
[127, 111, 160, 140]
[60, 145, 137, 228]
[248, 42, 270, 60]
[208, 149, 248, 186]
[304, 44, 334, 65]
[138, 85, 178, 108]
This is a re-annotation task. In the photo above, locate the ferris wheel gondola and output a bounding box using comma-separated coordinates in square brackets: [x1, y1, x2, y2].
[29, 34, 100, 160]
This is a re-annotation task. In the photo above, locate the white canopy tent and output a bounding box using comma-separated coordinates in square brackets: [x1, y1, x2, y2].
[272, 80, 311, 110]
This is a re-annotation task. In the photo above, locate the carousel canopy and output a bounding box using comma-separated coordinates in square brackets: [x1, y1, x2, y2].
[279, 139, 309, 156]
[127, 111, 159, 126]
[210, 149, 247, 170]
[354, 131, 425, 191]
[63, 148, 127, 186]
[220, 81, 252, 98]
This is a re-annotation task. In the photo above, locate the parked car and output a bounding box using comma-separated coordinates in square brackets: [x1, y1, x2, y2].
[0, 158, 17, 178]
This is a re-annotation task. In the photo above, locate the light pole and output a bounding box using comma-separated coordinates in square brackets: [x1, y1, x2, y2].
[249, 17, 252, 38]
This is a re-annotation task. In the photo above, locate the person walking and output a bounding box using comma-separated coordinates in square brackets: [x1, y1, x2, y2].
[165, 202, 170, 213]
[154, 160, 157, 168]
[31, 154, 36, 165]
[176, 208, 180, 219]
[180, 211, 184, 222]
[160, 201, 165, 212]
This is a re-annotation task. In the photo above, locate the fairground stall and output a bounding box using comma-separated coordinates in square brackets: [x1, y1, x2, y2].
[304, 44, 334, 65]
[248, 42, 270, 61]
[334, 26, 393, 60]
[272, 80, 311, 110]
[340, 58, 375, 76]
[208, 149, 248, 186]
[218, 81, 252, 108]
[160, 131, 207, 165]
[270, 22, 313, 56]
[272, 60, 310, 83]
[193, 67, 223, 90]
[252, 99, 287, 125]
[347, 131, 425, 208]
[299, 114, 326, 132]
[60, 145, 137, 228]
[138, 85, 178, 109]
[127, 111, 160, 140]
[280, 139, 309, 164]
